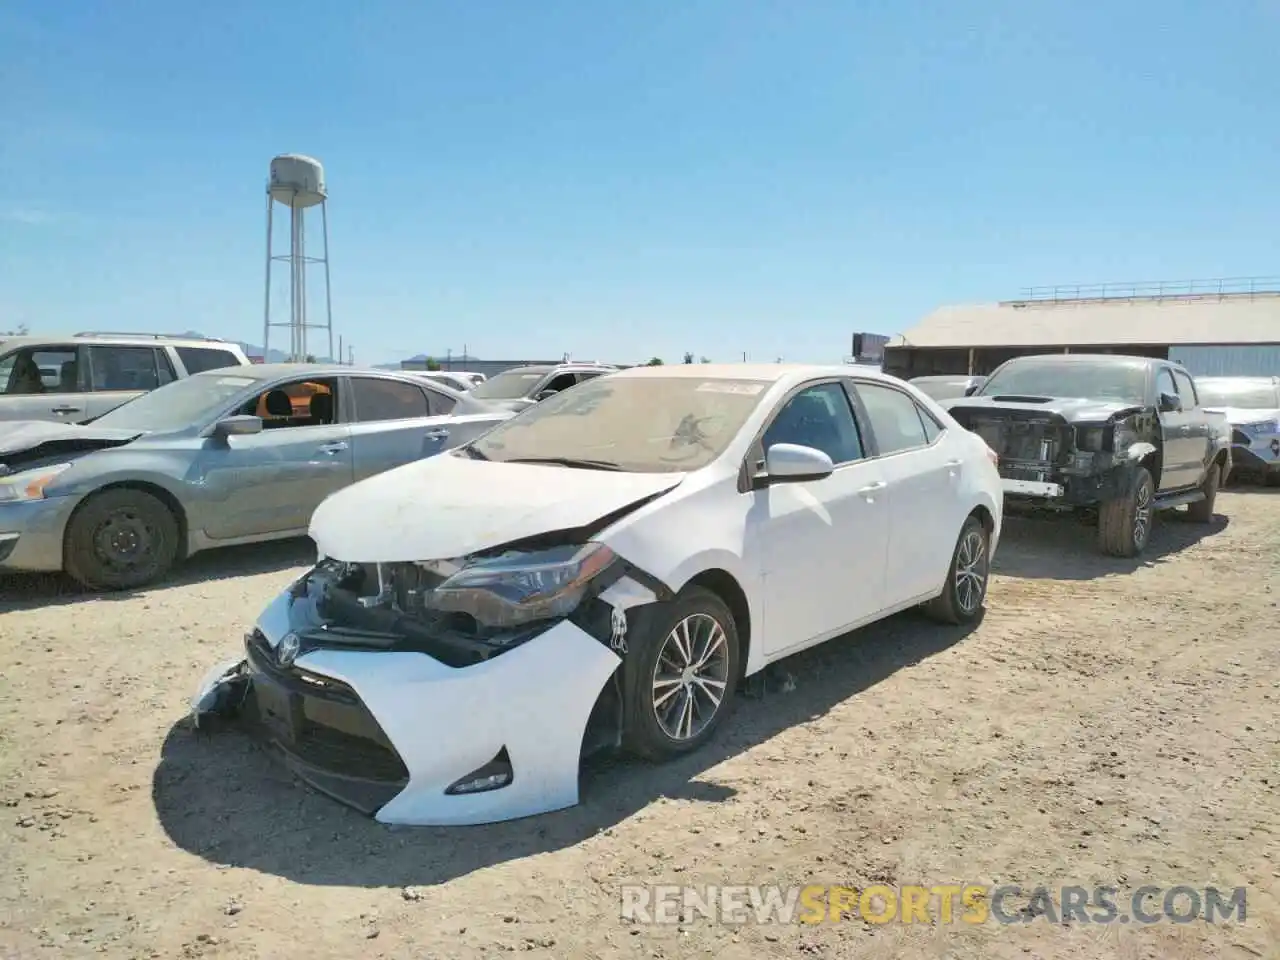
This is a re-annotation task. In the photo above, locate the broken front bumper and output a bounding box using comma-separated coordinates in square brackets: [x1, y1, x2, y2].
[192, 586, 623, 826]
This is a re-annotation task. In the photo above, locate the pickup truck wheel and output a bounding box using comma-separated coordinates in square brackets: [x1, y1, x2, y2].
[64, 488, 180, 591]
[924, 514, 989, 625]
[1184, 463, 1220, 523]
[1097, 466, 1154, 558]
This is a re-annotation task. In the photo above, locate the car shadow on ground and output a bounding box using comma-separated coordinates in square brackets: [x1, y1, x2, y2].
[993, 511, 1230, 582]
[152, 608, 980, 889]
[0, 538, 316, 612]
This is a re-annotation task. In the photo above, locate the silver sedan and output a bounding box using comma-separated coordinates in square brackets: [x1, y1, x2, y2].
[0, 364, 513, 590]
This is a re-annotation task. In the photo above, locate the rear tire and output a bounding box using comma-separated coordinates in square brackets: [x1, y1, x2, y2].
[621, 586, 740, 761]
[1097, 466, 1154, 557]
[64, 488, 180, 591]
[1184, 462, 1220, 523]
[924, 514, 990, 625]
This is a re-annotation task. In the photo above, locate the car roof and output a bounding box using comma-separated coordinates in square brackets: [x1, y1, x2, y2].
[0, 333, 244, 350]
[192, 362, 451, 383]
[610, 362, 902, 387]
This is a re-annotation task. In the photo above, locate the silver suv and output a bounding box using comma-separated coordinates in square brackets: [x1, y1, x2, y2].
[0, 332, 251, 423]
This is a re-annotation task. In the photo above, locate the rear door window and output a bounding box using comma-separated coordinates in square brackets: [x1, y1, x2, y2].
[177, 346, 243, 375]
[87, 346, 172, 392]
[854, 382, 932, 455]
[351, 377, 431, 421]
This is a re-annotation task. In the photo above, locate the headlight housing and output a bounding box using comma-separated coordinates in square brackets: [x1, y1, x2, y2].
[1074, 424, 1106, 452]
[0, 463, 72, 503]
[427, 542, 618, 629]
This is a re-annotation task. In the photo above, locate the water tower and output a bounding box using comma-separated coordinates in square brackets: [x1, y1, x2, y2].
[263, 154, 334, 362]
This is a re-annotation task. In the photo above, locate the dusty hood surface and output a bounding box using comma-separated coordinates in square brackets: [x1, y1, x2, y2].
[0, 420, 143, 465]
[310, 450, 686, 562]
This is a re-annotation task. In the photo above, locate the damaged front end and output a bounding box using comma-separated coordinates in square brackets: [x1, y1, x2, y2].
[949, 404, 1153, 508]
[191, 538, 668, 826]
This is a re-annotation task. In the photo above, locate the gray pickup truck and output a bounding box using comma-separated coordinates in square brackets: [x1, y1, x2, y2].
[0, 332, 250, 423]
[945, 354, 1232, 557]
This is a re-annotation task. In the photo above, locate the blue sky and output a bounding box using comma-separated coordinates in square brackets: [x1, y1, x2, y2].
[2, 1, 1279, 365]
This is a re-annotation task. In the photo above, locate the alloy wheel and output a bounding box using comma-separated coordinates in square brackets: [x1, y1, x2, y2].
[651, 613, 731, 741]
[955, 527, 988, 615]
[1133, 476, 1153, 547]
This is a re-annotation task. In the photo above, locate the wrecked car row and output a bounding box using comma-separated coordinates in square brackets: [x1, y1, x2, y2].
[193, 363, 1005, 826]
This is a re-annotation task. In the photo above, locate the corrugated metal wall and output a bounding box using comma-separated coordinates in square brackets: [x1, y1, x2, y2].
[1168, 345, 1280, 377]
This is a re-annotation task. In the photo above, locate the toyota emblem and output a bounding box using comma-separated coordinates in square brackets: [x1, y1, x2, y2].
[277, 632, 300, 668]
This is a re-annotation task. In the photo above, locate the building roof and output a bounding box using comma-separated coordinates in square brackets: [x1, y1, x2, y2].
[887, 293, 1280, 349]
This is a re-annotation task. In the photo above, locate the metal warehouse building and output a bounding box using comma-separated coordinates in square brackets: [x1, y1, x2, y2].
[881, 279, 1280, 380]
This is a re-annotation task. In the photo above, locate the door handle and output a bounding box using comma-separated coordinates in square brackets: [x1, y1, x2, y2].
[423, 429, 449, 441]
[51, 406, 82, 415]
[857, 481, 887, 497]
[945, 458, 963, 466]
[318, 441, 348, 454]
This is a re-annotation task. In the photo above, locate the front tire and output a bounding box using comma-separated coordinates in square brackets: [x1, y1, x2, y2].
[64, 488, 180, 591]
[621, 586, 740, 761]
[925, 514, 990, 625]
[1097, 465, 1154, 557]
[1184, 462, 1220, 523]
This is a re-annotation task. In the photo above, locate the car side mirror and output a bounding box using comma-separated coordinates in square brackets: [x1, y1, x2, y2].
[212, 414, 263, 437]
[1158, 392, 1182, 413]
[533, 389, 559, 402]
[963, 383, 980, 397]
[761, 443, 835, 484]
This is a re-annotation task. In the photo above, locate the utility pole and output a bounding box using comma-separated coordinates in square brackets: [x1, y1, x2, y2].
[338, 335, 344, 365]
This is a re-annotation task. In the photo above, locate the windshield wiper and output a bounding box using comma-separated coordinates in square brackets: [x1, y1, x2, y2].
[458, 444, 489, 461]
[504, 456, 624, 471]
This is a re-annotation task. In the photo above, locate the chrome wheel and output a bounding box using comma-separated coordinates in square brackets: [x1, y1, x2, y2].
[955, 527, 988, 615]
[651, 613, 731, 741]
[1133, 475, 1153, 547]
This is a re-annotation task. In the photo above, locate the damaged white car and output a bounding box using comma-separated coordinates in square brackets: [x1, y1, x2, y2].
[193, 364, 1003, 826]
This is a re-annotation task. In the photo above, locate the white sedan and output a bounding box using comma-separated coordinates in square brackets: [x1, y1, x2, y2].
[192, 364, 1003, 826]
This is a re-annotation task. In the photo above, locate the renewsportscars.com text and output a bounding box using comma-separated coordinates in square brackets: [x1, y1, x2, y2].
[620, 884, 1247, 926]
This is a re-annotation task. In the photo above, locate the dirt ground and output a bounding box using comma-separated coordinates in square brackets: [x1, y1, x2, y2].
[1, 491, 1277, 960]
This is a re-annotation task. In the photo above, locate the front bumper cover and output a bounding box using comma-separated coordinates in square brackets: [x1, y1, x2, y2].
[193, 582, 627, 826]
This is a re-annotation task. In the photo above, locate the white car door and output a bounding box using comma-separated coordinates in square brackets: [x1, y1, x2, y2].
[747, 380, 891, 660]
[850, 379, 962, 607]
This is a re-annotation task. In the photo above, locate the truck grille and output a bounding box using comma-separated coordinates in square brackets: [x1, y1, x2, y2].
[966, 416, 1070, 471]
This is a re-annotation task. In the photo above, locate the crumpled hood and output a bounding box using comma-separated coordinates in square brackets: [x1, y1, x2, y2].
[0, 420, 143, 465]
[945, 395, 1141, 423]
[1202, 406, 1280, 428]
[310, 451, 686, 563]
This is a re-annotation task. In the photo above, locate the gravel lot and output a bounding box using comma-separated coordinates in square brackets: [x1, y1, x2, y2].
[2, 491, 1277, 959]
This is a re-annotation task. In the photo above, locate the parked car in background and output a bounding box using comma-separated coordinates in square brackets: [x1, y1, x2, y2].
[1195, 376, 1280, 485]
[452, 361, 618, 414]
[0, 332, 250, 423]
[193, 363, 1002, 826]
[947, 354, 1231, 557]
[909, 375, 986, 402]
[0, 364, 512, 590]
[407, 370, 484, 393]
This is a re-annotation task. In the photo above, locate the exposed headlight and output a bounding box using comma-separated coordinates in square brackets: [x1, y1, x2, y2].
[0, 463, 72, 503]
[1240, 419, 1280, 437]
[428, 542, 618, 629]
[1074, 425, 1106, 452]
